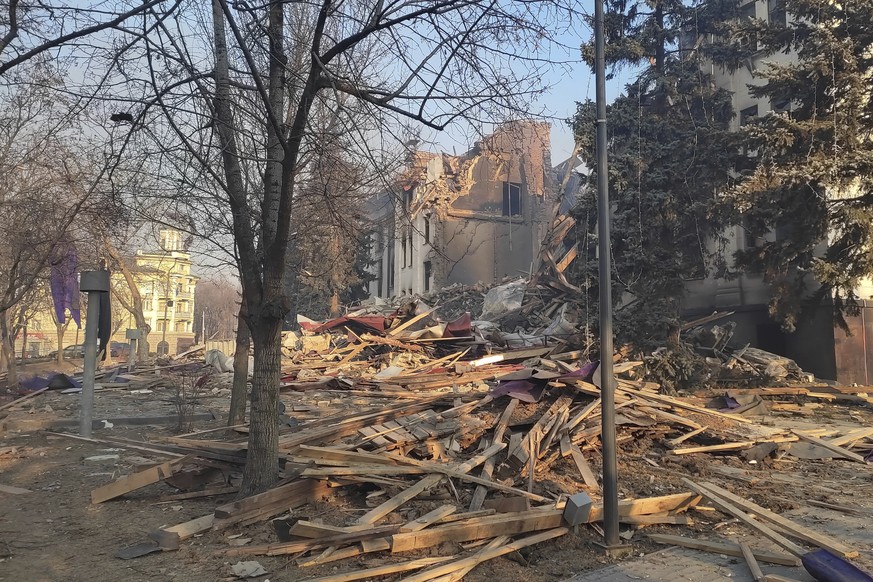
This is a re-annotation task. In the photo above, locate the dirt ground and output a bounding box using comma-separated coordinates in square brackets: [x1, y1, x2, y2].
[1, 385, 871, 582]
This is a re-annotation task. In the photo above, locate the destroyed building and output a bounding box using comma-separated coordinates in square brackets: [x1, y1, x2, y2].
[365, 122, 557, 298]
[681, 0, 873, 385]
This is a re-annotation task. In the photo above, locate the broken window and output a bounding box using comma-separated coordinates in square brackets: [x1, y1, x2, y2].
[401, 237, 407, 268]
[739, 105, 760, 158]
[737, 2, 758, 51]
[502, 182, 522, 216]
[740, 104, 758, 126]
[424, 260, 432, 292]
[423, 214, 431, 244]
[771, 98, 791, 115]
[388, 248, 395, 295]
[768, 0, 786, 26]
[742, 217, 765, 274]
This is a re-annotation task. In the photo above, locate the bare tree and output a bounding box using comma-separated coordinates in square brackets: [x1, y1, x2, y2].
[229, 306, 249, 426]
[204, 0, 573, 494]
[194, 278, 239, 342]
[101, 237, 152, 360]
[0, 73, 95, 383]
[0, 0, 168, 74]
[4, 0, 579, 494]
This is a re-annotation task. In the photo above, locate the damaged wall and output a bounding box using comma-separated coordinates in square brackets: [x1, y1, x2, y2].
[372, 121, 555, 297]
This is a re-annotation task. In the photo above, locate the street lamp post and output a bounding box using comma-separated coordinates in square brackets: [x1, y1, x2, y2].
[160, 259, 179, 356]
[594, 0, 628, 556]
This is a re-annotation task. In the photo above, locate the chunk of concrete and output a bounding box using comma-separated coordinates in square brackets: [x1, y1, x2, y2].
[563, 491, 593, 526]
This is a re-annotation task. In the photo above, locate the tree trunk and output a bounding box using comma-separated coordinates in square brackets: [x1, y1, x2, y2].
[0, 311, 17, 387]
[54, 320, 69, 365]
[138, 326, 150, 359]
[104, 238, 151, 360]
[654, 3, 665, 74]
[239, 315, 282, 496]
[229, 306, 250, 426]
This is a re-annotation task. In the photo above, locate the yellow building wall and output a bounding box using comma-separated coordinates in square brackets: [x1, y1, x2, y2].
[16, 240, 199, 358]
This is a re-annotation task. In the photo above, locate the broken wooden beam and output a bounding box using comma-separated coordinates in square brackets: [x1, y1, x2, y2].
[740, 541, 766, 582]
[647, 534, 800, 566]
[792, 430, 868, 463]
[357, 474, 444, 526]
[391, 510, 564, 553]
[149, 514, 214, 550]
[213, 477, 333, 530]
[0, 483, 32, 495]
[428, 535, 510, 582]
[569, 444, 599, 490]
[227, 524, 400, 556]
[682, 479, 805, 557]
[469, 399, 517, 511]
[697, 481, 859, 559]
[0, 387, 50, 411]
[402, 528, 569, 582]
[303, 556, 455, 582]
[91, 456, 191, 504]
[667, 426, 709, 447]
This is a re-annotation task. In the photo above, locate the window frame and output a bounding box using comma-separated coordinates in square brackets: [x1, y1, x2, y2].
[502, 181, 522, 217]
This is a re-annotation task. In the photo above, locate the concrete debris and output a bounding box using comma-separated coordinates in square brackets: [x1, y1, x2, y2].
[205, 349, 234, 373]
[230, 560, 267, 578]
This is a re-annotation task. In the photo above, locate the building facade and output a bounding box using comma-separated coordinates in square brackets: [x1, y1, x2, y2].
[684, 0, 873, 383]
[116, 229, 199, 355]
[366, 121, 555, 298]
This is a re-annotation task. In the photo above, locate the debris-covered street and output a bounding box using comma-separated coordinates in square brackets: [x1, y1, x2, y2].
[1, 282, 871, 581]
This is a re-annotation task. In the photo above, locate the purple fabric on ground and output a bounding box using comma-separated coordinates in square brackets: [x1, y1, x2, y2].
[490, 379, 546, 403]
[50, 244, 81, 327]
[559, 361, 599, 383]
[802, 549, 873, 582]
[19, 373, 80, 392]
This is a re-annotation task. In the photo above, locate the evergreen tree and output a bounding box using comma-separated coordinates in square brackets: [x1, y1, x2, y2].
[712, 1, 873, 331]
[573, 0, 741, 348]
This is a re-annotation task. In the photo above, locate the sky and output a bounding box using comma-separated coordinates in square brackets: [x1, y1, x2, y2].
[421, 12, 639, 166]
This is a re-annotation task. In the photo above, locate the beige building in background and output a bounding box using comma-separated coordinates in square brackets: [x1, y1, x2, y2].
[111, 229, 199, 355]
[17, 229, 199, 358]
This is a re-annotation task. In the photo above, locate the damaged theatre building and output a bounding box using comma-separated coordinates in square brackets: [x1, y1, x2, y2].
[366, 122, 560, 298]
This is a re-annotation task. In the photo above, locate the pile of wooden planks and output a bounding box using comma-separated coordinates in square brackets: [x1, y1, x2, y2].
[73, 305, 873, 581]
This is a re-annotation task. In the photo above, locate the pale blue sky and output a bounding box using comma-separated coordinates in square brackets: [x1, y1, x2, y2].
[422, 13, 639, 165]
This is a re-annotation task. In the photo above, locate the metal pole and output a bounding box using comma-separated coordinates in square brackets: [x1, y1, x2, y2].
[595, 0, 621, 549]
[79, 270, 109, 437]
[128, 337, 137, 372]
[79, 291, 100, 437]
[162, 272, 169, 352]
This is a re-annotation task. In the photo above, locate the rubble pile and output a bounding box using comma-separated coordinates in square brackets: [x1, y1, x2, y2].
[677, 320, 816, 385]
[54, 301, 873, 582]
